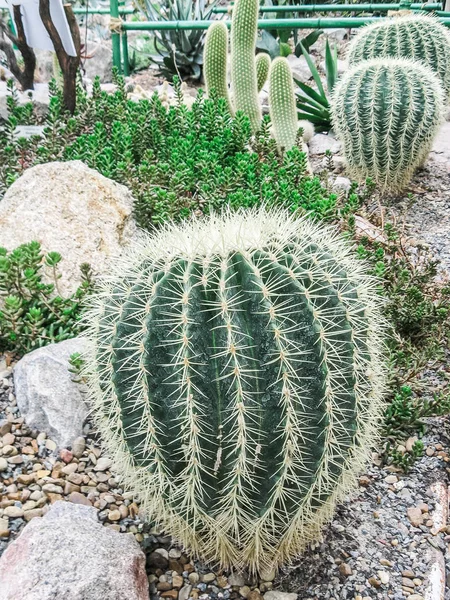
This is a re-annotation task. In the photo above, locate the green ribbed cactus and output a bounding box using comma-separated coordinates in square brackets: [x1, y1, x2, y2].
[347, 14, 450, 96]
[256, 52, 271, 92]
[85, 207, 385, 573]
[269, 57, 298, 150]
[331, 58, 444, 191]
[231, 0, 261, 130]
[204, 21, 232, 111]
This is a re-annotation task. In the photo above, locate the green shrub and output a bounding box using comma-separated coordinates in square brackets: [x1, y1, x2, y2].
[85, 206, 385, 572]
[0, 76, 349, 229]
[0, 242, 94, 355]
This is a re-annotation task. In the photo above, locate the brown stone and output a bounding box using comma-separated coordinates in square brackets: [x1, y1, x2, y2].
[407, 507, 424, 527]
[68, 492, 92, 506]
[157, 582, 173, 592]
[161, 591, 178, 600]
[339, 563, 352, 577]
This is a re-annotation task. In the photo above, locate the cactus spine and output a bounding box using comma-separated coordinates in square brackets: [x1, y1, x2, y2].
[331, 58, 444, 191]
[85, 207, 385, 573]
[347, 14, 450, 96]
[204, 22, 232, 111]
[230, 0, 261, 130]
[269, 57, 298, 150]
[256, 52, 271, 92]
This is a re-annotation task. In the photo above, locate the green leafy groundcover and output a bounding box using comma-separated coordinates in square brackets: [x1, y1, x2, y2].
[0, 75, 356, 229]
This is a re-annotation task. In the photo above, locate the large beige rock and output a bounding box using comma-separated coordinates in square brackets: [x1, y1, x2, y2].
[0, 501, 149, 600]
[0, 161, 137, 295]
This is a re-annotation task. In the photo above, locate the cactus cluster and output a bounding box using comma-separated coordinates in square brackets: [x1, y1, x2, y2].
[85, 206, 385, 573]
[204, 0, 301, 150]
[347, 14, 450, 96]
[331, 58, 444, 191]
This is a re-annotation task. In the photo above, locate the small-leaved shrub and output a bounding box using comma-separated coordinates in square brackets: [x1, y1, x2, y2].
[0, 242, 94, 355]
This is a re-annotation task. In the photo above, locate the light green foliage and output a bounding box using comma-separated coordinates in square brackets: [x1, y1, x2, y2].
[85, 207, 385, 573]
[204, 22, 232, 111]
[269, 57, 298, 151]
[231, 0, 261, 130]
[331, 58, 444, 191]
[347, 14, 450, 96]
[256, 52, 271, 92]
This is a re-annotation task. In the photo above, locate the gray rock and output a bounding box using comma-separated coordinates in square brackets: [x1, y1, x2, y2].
[0, 161, 137, 295]
[332, 176, 352, 194]
[286, 54, 312, 83]
[264, 593, 298, 600]
[83, 40, 113, 83]
[0, 501, 148, 600]
[429, 122, 450, 166]
[308, 133, 342, 156]
[14, 338, 89, 449]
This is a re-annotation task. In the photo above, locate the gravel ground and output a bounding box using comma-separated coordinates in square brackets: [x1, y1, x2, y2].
[1, 360, 449, 600]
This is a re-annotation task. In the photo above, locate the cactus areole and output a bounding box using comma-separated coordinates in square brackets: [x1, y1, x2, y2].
[85, 208, 385, 572]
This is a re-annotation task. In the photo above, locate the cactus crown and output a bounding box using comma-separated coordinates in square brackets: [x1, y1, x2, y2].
[85, 206, 385, 573]
[331, 57, 445, 191]
[269, 57, 299, 151]
[347, 14, 450, 96]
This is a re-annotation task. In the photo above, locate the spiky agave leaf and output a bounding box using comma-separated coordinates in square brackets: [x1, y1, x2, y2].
[83, 206, 386, 573]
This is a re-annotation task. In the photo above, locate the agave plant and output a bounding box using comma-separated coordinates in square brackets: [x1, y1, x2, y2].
[134, 0, 219, 80]
[295, 39, 338, 132]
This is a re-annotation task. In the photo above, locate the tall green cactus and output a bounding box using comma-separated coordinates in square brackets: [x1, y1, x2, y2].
[204, 21, 232, 111]
[85, 207, 385, 573]
[230, 0, 261, 130]
[331, 58, 444, 191]
[256, 52, 271, 92]
[269, 57, 298, 150]
[347, 14, 450, 96]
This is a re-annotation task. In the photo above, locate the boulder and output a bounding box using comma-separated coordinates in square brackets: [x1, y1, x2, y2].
[308, 133, 342, 156]
[0, 160, 137, 295]
[286, 54, 312, 83]
[0, 501, 148, 600]
[14, 338, 89, 449]
[83, 40, 113, 83]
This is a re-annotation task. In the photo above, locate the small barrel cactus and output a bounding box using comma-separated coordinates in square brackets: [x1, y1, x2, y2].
[331, 58, 444, 191]
[85, 207, 385, 573]
[347, 14, 450, 96]
[269, 57, 299, 151]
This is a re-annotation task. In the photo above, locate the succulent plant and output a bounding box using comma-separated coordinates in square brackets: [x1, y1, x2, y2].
[269, 57, 298, 150]
[347, 14, 450, 96]
[204, 21, 232, 111]
[331, 58, 445, 191]
[256, 52, 271, 92]
[230, 0, 261, 130]
[85, 207, 385, 573]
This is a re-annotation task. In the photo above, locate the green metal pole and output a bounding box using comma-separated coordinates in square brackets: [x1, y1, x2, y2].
[212, 2, 441, 12]
[110, 0, 122, 73]
[72, 6, 135, 14]
[121, 30, 130, 76]
[120, 16, 450, 30]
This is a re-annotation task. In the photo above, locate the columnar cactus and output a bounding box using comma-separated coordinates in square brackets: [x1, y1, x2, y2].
[256, 52, 271, 92]
[331, 58, 444, 191]
[204, 21, 232, 111]
[85, 207, 385, 573]
[230, 0, 261, 130]
[269, 57, 298, 150]
[347, 14, 450, 96]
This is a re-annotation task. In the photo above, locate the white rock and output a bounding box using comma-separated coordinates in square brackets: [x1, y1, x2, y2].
[83, 40, 113, 84]
[286, 54, 312, 83]
[93, 457, 112, 472]
[179, 585, 192, 600]
[264, 592, 298, 600]
[14, 338, 89, 449]
[0, 501, 148, 600]
[0, 457, 8, 471]
[228, 572, 246, 586]
[308, 133, 342, 156]
[429, 122, 450, 166]
[0, 161, 137, 296]
[332, 176, 352, 194]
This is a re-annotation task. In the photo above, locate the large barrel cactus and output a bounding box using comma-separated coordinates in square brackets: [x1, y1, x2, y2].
[331, 58, 444, 191]
[347, 14, 450, 96]
[85, 207, 385, 573]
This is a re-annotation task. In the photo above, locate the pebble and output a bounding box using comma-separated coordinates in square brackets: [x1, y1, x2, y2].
[94, 457, 112, 472]
[4, 505, 24, 518]
[72, 436, 86, 458]
[0, 457, 8, 471]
